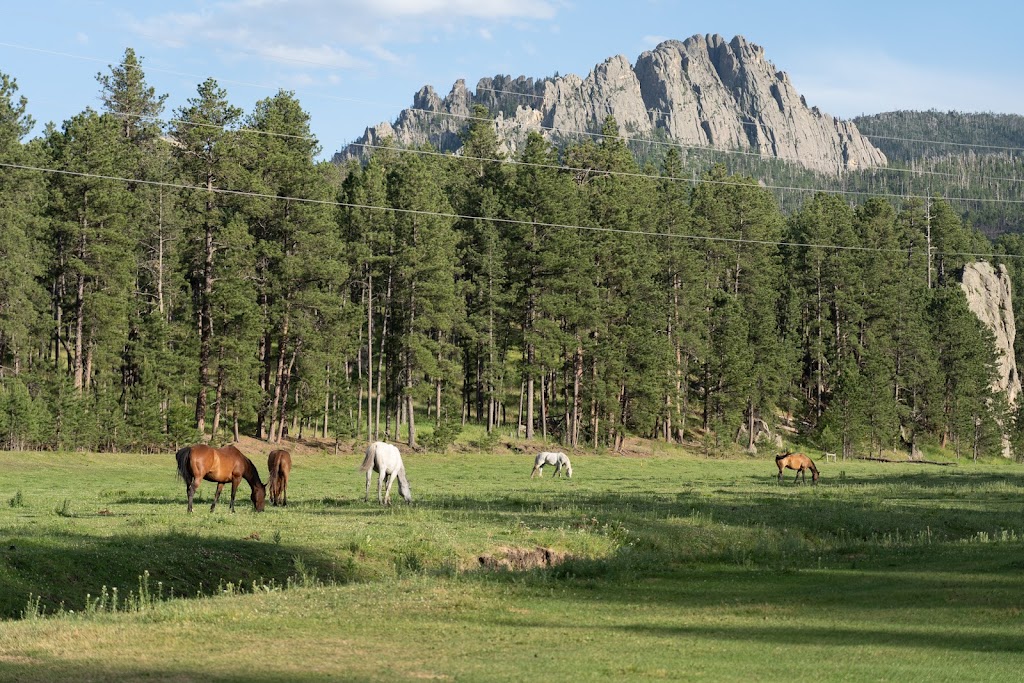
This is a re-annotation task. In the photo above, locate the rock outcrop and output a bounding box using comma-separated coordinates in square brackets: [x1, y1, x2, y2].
[335, 34, 887, 175]
[962, 261, 1020, 458]
[961, 262, 1021, 408]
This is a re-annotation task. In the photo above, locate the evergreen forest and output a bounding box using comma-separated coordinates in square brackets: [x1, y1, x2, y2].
[2, 49, 1023, 460]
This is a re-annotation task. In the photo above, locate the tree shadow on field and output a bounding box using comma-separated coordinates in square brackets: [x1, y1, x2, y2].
[468, 547, 1024, 656]
[0, 660, 316, 683]
[426, 466, 1024, 590]
[615, 619, 1024, 654]
[805, 466, 1024, 491]
[475, 571, 1024, 653]
[0, 530, 340, 620]
[422, 476, 1024, 543]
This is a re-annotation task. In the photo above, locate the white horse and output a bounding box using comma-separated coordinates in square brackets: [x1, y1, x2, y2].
[530, 451, 573, 478]
[360, 441, 412, 505]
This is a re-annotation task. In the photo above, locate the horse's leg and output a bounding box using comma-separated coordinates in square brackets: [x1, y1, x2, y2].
[229, 479, 239, 512]
[378, 471, 384, 505]
[384, 471, 397, 506]
[211, 482, 224, 512]
[365, 470, 372, 502]
[187, 481, 197, 513]
[282, 476, 287, 506]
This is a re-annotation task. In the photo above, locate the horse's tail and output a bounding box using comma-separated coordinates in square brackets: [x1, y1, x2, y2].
[359, 442, 377, 473]
[267, 465, 278, 496]
[175, 446, 193, 485]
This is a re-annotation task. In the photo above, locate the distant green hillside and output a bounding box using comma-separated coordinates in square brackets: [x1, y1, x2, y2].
[625, 111, 1024, 237]
[852, 111, 1024, 236]
[855, 110, 1024, 161]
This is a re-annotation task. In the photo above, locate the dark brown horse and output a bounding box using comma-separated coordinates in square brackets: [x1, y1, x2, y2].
[776, 452, 819, 485]
[175, 444, 266, 512]
[267, 449, 292, 507]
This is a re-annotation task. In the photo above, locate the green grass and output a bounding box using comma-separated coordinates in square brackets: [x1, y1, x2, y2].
[1, 447, 1023, 681]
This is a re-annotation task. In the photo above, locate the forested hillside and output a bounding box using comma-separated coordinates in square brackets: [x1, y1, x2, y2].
[0, 50, 1020, 460]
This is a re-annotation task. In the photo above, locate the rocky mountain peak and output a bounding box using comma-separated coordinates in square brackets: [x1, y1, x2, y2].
[335, 33, 886, 175]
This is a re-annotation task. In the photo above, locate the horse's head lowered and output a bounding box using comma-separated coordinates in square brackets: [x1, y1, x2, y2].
[251, 480, 266, 512]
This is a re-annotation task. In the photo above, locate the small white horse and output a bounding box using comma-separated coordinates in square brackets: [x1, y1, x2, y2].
[530, 451, 573, 478]
[360, 441, 412, 505]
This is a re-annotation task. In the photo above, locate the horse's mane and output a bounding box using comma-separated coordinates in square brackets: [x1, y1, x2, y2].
[239, 452, 264, 487]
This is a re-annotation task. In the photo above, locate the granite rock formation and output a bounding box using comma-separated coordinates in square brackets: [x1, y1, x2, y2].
[335, 34, 887, 175]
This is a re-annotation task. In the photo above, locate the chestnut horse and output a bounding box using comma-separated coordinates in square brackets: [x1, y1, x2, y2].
[776, 452, 819, 485]
[267, 449, 292, 507]
[175, 444, 266, 512]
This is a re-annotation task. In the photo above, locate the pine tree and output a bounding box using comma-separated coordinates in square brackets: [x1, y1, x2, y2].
[507, 132, 578, 441]
[449, 105, 510, 433]
[169, 78, 245, 436]
[387, 149, 460, 447]
[95, 48, 185, 446]
[0, 73, 47, 379]
[45, 110, 135, 399]
[655, 148, 700, 442]
[245, 90, 345, 443]
[340, 148, 397, 441]
[96, 48, 167, 144]
[690, 164, 787, 449]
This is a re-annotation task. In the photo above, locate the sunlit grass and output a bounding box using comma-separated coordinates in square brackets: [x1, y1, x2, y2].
[1, 447, 1023, 681]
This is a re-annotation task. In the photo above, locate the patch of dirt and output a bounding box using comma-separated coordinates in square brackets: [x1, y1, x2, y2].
[229, 435, 357, 458]
[477, 546, 569, 571]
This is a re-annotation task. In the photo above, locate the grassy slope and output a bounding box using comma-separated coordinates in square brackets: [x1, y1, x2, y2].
[1, 446, 1023, 681]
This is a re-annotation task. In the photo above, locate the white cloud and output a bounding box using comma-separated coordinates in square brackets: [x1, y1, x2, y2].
[641, 35, 668, 49]
[363, 0, 556, 19]
[126, 0, 561, 75]
[258, 44, 362, 70]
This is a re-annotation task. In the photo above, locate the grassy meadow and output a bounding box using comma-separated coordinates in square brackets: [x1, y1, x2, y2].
[1, 439, 1023, 681]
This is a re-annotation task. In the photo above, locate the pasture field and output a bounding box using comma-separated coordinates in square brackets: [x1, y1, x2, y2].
[1, 445, 1024, 681]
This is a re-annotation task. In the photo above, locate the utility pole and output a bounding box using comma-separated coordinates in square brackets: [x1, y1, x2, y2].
[925, 196, 933, 289]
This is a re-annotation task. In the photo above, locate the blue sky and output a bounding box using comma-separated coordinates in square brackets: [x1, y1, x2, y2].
[3, 1, 1023, 160]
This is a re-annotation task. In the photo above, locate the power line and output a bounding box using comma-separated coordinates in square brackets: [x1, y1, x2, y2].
[41, 106, 1024, 193]
[345, 139, 1024, 189]
[2, 160, 1020, 262]
[6, 39, 1024, 162]
[6, 40, 1024, 217]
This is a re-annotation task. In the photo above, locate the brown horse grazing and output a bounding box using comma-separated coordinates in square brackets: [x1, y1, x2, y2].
[267, 449, 292, 507]
[175, 444, 266, 513]
[776, 452, 819, 485]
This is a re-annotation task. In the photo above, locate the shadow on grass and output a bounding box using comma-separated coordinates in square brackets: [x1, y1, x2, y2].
[0, 530, 342, 620]
[477, 570, 1024, 652]
[466, 557, 1024, 654]
[420, 481, 1024, 545]
[616, 619, 1024, 654]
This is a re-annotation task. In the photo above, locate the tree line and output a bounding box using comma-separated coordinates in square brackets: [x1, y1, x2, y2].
[0, 50, 1016, 459]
